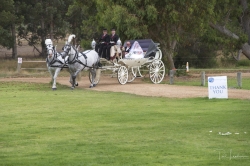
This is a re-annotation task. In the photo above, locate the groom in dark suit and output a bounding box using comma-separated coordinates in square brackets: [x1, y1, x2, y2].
[122, 41, 131, 57]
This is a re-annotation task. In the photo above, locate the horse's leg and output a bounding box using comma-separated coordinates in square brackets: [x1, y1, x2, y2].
[89, 68, 96, 88]
[47, 66, 53, 83]
[52, 68, 61, 90]
[69, 68, 78, 87]
[71, 69, 81, 89]
[75, 73, 79, 86]
[68, 69, 75, 89]
[69, 74, 73, 85]
[70, 73, 76, 89]
[48, 67, 55, 89]
[68, 68, 74, 85]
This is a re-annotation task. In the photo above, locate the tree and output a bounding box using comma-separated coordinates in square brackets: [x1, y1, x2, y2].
[95, 0, 217, 69]
[66, 0, 99, 48]
[0, 0, 14, 49]
[18, 0, 72, 57]
[0, 0, 24, 59]
[209, 0, 250, 60]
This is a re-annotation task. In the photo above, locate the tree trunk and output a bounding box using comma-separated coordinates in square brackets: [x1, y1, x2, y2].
[148, 28, 176, 69]
[41, 15, 46, 57]
[50, 13, 54, 40]
[242, 43, 250, 59]
[72, 21, 76, 46]
[209, 22, 250, 59]
[11, 23, 17, 59]
[240, 0, 250, 44]
[209, 23, 239, 39]
[161, 45, 175, 70]
[166, 48, 176, 70]
[22, 36, 42, 54]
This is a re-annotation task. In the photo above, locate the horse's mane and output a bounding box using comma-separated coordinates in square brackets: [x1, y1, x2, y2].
[68, 34, 76, 44]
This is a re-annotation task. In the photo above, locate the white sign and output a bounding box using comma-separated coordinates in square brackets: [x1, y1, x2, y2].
[18, 58, 22, 64]
[208, 76, 228, 99]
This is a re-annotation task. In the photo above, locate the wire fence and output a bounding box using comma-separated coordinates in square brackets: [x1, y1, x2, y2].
[166, 68, 250, 89]
[15, 58, 250, 89]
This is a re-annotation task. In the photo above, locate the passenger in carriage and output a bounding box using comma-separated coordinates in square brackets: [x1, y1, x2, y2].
[95, 28, 110, 59]
[125, 41, 144, 59]
[107, 28, 121, 61]
[122, 41, 131, 57]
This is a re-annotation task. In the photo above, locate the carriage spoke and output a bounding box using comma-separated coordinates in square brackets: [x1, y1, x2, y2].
[150, 72, 156, 78]
[158, 65, 164, 70]
[149, 60, 165, 84]
[117, 66, 128, 85]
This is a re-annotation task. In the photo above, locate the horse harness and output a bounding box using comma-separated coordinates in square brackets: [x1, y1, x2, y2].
[46, 46, 67, 68]
[65, 45, 97, 69]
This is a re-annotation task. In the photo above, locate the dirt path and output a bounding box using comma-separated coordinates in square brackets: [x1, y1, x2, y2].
[1, 76, 249, 100]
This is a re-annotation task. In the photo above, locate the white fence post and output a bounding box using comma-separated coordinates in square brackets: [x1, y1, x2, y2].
[201, 71, 206, 86]
[169, 70, 174, 84]
[17, 58, 22, 73]
[237, 72, 242, 88]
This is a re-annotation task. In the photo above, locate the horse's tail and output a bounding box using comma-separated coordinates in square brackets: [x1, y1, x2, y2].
[68, 34, 76, 44]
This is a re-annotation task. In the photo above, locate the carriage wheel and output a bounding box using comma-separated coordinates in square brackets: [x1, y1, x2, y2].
[127, 67, 136, 83]
[89, 69, 101, 85]
[117, 66, 128, 85]
[149, 60, 165, 84]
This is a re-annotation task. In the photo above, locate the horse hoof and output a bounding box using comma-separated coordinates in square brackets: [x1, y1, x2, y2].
[75, 83, 78, 86]
[52, 88, 57, 90]
[93, 84, 96, 87]
[89, 86, 93, 88]
[71, 87, 75, 90]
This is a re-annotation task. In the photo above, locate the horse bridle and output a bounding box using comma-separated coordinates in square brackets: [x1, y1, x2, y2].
[46, 45, 65, 67]
[62, 44, 99, 69]
[62, 44, 71, 55]
[46, 44, 55, 56]
[62, 44, 78, 64]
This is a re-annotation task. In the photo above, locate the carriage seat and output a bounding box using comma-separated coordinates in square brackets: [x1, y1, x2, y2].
[123, 39, 158, 58]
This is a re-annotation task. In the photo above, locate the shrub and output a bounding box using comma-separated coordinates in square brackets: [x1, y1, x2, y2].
[236, 59, 250, 67]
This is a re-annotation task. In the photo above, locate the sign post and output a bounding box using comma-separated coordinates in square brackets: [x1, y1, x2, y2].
[17, 58, 22, 73]
[208, 76, 228, 99]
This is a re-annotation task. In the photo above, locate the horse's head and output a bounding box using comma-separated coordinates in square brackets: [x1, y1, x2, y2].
[61, 34, 76, 58]
[46, 44, 55, 58]
[62, 42, 73, 58]
[45, 39, 55, 58]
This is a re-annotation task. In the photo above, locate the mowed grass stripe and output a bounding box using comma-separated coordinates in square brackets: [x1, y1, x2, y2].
[0, 82, 249, 165]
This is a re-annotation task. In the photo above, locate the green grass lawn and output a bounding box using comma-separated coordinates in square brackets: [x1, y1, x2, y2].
[0, 82, 249, 165]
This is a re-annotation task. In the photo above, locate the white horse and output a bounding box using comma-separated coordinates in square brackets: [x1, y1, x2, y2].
[61, 34, 100, 89]
[45, 39, 68, 90]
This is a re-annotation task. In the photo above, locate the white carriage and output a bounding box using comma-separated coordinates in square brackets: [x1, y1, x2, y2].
[90, 39, 165, 85]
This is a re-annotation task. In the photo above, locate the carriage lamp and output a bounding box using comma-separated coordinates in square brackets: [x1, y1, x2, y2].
[117, 38, 122, 47]
[91, 39, 96, 49]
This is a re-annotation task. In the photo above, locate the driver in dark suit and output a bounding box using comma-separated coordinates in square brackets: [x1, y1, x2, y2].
[107, 28, 119, 60]
[95, 28, 110, 59]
